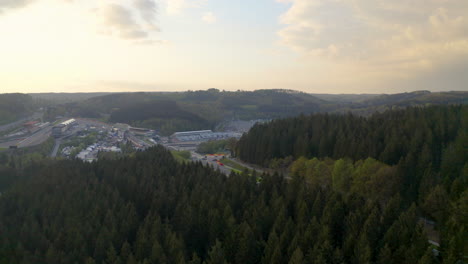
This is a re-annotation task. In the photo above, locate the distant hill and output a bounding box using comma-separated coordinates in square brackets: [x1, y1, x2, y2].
[29, 93, 112, 105]
[324, 90, 468, 115]
[63, 89, 326, 135]
[0, 94, 35, 125]
[311, 93, 379, 103]
[358, 90, 466, 106]
[28, 89, 467, 135]
[109, 100, 211, 135]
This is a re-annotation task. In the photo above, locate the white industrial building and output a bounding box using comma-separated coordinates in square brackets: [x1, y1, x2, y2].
[52, 119, 76, 137]
[171, 130, 241, 142]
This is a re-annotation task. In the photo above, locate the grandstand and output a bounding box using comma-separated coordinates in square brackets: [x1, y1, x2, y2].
[52, 119, 76, 137]
[171, 130, 241, 142]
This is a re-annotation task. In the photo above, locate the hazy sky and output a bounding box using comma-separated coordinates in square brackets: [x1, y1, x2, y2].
[1, 0, 467, 93]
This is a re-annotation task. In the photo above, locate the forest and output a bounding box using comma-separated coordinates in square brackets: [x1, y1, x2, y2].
[235, 105, 467, 263]
[1, 144, 463, 264]
[109, 101, 211, 135]
[236, 105, 466, 168]
[0, 105, 466, 264]
[0, 94, 35, 125]
[35, 90, 468, 135]
[196, 138, 237, 155]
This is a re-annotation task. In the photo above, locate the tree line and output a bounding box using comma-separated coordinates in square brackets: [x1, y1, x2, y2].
[0, 94, 35, 125]
[0, 144, 463, 263]
[0, 105, 465, 263]
[234, 105, 467, 263]
[236, 105, 465, 168]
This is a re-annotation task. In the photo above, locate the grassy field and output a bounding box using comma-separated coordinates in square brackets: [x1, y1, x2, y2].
[220, 158, 249, 172]
[171, 150, 191, 163]
[221, 158, 263, 184]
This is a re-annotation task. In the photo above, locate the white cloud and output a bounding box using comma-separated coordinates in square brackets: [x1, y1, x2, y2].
[0, 0, 163, 43]
[96, 3, 148, 40]
[202, 11, 216, 24]
[277, 0, 468, 75]
[93, 0, 162, 42]
[165, 0, 207, 15]
[0, 0, 36, 12]
[134, 0, 160, 31]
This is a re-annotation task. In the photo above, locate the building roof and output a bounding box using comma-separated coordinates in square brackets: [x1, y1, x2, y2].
[61, 119, 76, 126]
[23, 121, 39, 126]
[173, 130, 213, 136]
[129, 127, 151, 132]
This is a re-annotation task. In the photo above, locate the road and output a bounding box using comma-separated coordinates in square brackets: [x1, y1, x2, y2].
[190, 151, 233, 176]
[17, 126, 52, 148]
[0, 112, 42, 132]
[127, 133, 152, 149]
[0, 117, 112, 151]
[0, 125, 52, 149]
[50, 138, 62, 157]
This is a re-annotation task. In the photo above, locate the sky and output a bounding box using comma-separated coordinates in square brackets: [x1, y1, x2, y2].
[0, 0, 467, 94]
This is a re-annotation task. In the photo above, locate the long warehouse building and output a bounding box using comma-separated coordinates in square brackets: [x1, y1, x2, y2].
[52, 119, 76, 137]
[171, 130, 241, 142]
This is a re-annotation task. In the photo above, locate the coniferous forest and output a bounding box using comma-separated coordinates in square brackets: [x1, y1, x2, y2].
[0, 105, 466, 264]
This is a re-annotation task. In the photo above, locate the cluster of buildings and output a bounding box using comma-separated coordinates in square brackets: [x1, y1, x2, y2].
[57, 119, 245, 160]
[57, 120, 125, 161]
[76, 143, 122, 162]
[61, 146, 76, 158]
[23, 121, 50, 134]
[3, 121, 50, 139]
[170, 130, 241, 143]
[71, 122, 160, 161]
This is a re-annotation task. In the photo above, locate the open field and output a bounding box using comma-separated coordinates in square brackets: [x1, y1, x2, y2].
[220, 158, 249, 172]
[170, 150, 192, 163]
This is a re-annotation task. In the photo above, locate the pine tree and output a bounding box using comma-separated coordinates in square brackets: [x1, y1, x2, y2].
[187, 253, 201, 264]
[204, 240, 228, 264]
[377, 244, 392, 264]
[288, 248, 304, 264]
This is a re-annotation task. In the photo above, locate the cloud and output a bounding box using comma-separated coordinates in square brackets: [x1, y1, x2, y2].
[0, 0, 75, 13]
[93, 0, 163, 43]
[134, 0, 159, 31]
[202, 11, 216, 24]
[165, 0, 207, 15]
[97, 3, 148, 39]
[0, 0, 163, 43]
[277, 0, 468, 77]
[0, 0, 35, 13]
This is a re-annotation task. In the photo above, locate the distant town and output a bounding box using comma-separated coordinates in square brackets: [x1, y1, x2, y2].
[0, 113, 264, 170]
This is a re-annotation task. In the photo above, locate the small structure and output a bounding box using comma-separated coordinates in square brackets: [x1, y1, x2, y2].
[114, 123, 131, 131]
[23, 121, 39, 132]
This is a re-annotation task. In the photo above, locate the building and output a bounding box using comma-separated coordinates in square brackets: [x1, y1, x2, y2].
[23, 121, 38, 130]
[114, 123, 131, 131]
[171, 130, 242, 142]
[129, 127, 153, 136]
[52, 119, 76, 137]
[171, 130, 213, 142]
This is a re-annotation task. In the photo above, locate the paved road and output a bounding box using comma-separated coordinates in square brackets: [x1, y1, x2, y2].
[50, 138, 62, 157]
[190, 151, 233, 176]
[230, 158, 266, 174]
[0, 139, 21, 149]
[127, 133, 152, 149]
[0, 125, 52, 149]
[17, 126, 52, 148]
[0, 112, 42, 132]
